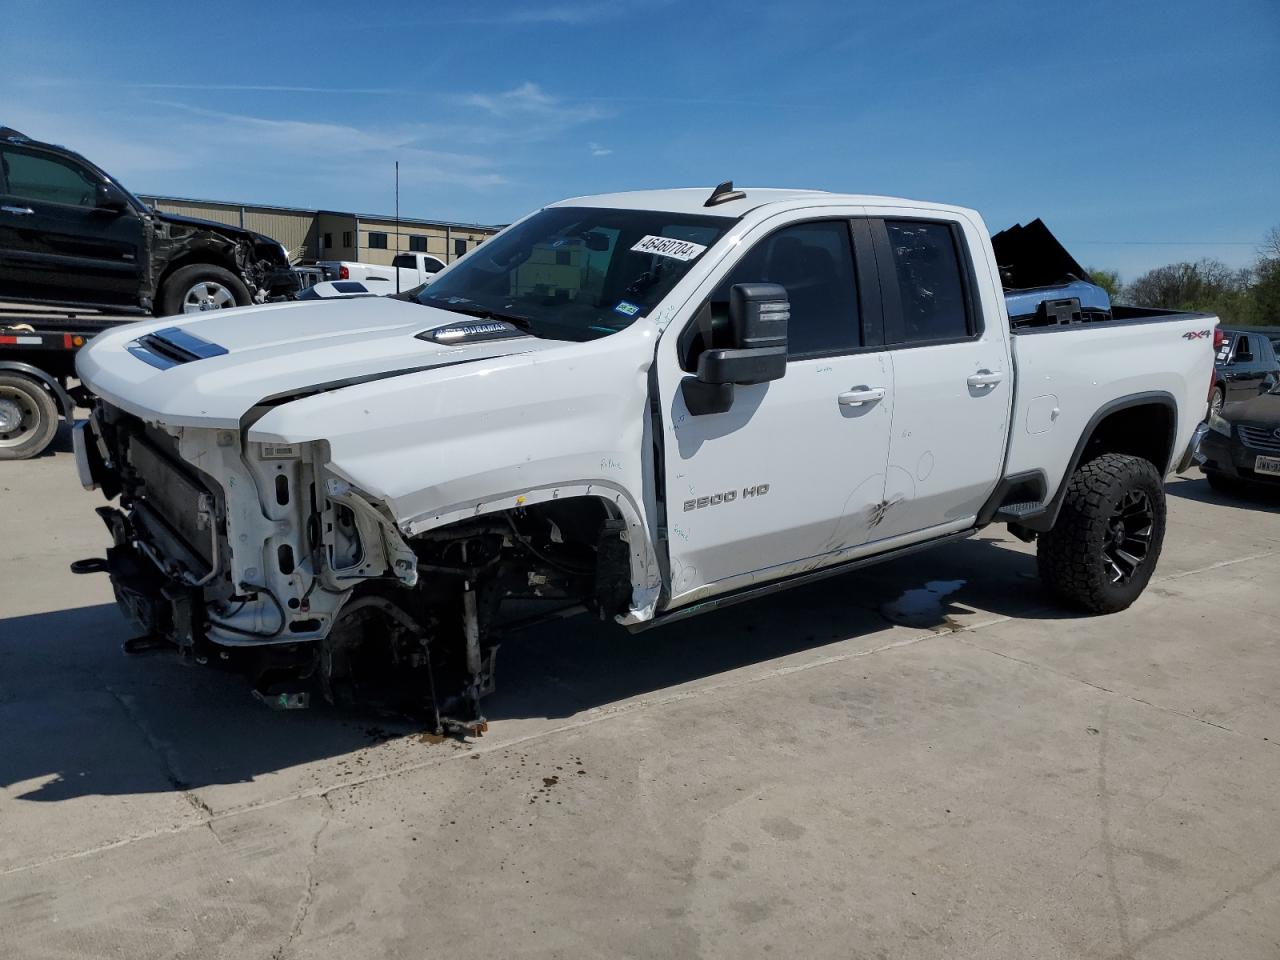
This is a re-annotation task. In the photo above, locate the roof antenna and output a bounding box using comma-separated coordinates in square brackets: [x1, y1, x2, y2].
[704, 180, 746, 207]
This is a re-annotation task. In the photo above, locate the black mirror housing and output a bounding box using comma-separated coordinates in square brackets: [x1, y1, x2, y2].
[729, 282, 789, 351]
[680, 283, 790, 415]
[95, 182, 129, 212]
[696, 346, 787, 385]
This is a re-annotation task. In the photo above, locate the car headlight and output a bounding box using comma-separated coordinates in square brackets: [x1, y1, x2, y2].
[1207, 412, 1232, 437]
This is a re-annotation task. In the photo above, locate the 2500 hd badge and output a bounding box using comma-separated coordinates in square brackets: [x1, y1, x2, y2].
[684, 483, 771, 512]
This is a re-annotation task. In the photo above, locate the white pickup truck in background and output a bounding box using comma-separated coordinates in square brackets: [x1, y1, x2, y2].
[315, 252, 447, 292]
[72, 183, 1216, 732]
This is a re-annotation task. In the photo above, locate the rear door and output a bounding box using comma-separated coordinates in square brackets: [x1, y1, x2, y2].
[0, 145, 144, 307]
[656, 213, 895, 606]
[863, 213, 1012, 542]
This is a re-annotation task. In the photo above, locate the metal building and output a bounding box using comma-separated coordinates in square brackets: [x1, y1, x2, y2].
[138, 195, 501, 265]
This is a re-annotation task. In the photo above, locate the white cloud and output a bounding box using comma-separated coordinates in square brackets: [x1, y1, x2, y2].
[589, 142, 613, 157]
[439, 3, 638, 25]
[461, 82, 605, 127]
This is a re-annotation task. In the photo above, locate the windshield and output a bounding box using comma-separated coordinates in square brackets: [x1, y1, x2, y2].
[415, 206, 732, 341]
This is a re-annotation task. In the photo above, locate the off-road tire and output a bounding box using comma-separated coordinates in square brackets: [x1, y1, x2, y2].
[0, 372, 60, 460]
[158, 264, 251, 317]
[1037, 453, 1166, 614]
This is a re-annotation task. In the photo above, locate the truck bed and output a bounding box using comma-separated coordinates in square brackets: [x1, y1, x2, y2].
[1005, 306, 1215, 504]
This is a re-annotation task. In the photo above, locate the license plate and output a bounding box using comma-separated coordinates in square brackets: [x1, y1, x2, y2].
[1256, 455, 1280, 477]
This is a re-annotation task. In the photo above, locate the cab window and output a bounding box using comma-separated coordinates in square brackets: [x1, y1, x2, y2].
[1, 148, 98, 207]
[711, 220, 860, 359]
[882, 220, 974, 344]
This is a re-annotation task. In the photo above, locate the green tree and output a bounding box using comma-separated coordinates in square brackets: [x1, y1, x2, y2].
[1122, 259, 1257, 325]
[1252, 227, 1280, 325]
[1086, 267, 1123, 300]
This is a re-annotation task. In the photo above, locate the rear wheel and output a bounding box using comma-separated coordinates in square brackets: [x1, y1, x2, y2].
[159, 264, 251, 317]
[1037, 453, 1166, 613]
[0, 372, 60, 460]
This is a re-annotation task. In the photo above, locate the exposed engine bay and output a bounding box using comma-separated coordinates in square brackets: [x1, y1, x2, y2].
[74, 401, 634, 733]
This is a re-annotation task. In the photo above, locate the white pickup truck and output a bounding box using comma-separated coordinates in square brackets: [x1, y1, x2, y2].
[72, 184, 1215, 730]
[315, 252, 446, 292]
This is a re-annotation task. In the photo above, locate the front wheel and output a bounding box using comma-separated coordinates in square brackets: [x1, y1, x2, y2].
[0, 372, 60, 460]
[158, 264, 251, 317]
[1037, 453, 1167, 614]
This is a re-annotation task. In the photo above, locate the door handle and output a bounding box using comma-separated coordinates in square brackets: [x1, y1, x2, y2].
[838, 386, 886, 407]
[967, 370, 1004, 389]
[1, 205, 34, 216]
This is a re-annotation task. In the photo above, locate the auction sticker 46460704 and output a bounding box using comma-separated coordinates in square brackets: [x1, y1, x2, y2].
[631, 235, 708, 261]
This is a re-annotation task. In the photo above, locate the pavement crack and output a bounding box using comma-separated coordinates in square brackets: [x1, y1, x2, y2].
[1096, 705, 1134, 959]
[272, 794, 333, 960]
[105, 684, 213, 817]
[953, 635, 1246, 738]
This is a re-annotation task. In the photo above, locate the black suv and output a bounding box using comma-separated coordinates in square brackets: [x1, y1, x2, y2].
[1211, 328, 1280, 417]
[0, 127, 297, 315]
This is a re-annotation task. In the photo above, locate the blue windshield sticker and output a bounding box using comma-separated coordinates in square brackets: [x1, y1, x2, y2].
[613, 300, 641, 317]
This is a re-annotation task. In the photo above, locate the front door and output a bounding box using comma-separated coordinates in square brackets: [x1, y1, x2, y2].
[865, 215, 1013, 541]
[0, 145, 144, 307]
[656, 215, 895, 608]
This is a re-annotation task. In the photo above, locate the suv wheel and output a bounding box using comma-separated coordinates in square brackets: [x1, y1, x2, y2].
[159, 264, 251, 317]
[0, 372, 60, 460]
[1208, 385, 1225, 419]
[1037, 453, 1166, 614]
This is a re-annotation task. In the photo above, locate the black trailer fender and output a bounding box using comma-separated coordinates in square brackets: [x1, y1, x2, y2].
[0, 361, 76, 421]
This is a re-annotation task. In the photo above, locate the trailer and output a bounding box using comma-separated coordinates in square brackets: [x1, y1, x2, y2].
[0, 306, 135, 459]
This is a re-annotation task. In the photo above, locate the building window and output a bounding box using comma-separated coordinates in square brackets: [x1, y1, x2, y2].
[368, 232, 388, 250]
[322, 233, 332, 250]
[409, 235, 428, 252]
[342, 231, 353, 248]
[454, 238, 467, 258]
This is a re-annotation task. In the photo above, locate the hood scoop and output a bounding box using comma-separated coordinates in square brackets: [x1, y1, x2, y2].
[128, 326, 229, 370]
[417, 319, 529, 345]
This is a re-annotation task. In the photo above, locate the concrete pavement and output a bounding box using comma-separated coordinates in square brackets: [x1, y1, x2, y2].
[2, 432, 1279, 959]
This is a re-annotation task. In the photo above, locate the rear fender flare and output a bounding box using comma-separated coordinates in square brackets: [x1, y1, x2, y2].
[1019, 390, 1177, 533]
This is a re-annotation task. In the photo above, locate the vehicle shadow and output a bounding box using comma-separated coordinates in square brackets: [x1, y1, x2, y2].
[1167, 474, 1280, 513]
[0, 535, 1076, 802]
[487, 532, 1081, 722]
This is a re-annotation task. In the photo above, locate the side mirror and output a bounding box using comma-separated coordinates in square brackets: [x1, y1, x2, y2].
[95, 182, 129, 213]
[682, 283, 789, 415]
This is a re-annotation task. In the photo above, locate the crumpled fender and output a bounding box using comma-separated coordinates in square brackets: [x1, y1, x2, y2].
[248, 323, 666, 621]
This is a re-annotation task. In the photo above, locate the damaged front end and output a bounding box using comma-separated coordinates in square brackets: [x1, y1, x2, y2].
[74, 400, 629, 733]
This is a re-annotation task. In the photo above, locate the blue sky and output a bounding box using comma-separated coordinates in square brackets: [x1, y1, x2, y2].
[2, 0, 1276, 279]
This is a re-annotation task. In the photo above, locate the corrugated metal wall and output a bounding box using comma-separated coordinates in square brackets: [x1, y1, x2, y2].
[243, 211, 317, 261]
[140, 197, 497, 265]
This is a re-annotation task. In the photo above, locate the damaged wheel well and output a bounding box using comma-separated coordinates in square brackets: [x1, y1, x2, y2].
[156, 249, 244, 292]
[319, 495, 634, 728]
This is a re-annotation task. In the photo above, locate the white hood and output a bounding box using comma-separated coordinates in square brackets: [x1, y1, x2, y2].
[76, 297, 560, 428]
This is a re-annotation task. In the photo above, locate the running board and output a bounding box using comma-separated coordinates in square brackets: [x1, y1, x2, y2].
[992, 500, 1048, 523]
[635, 528, 976, 631]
